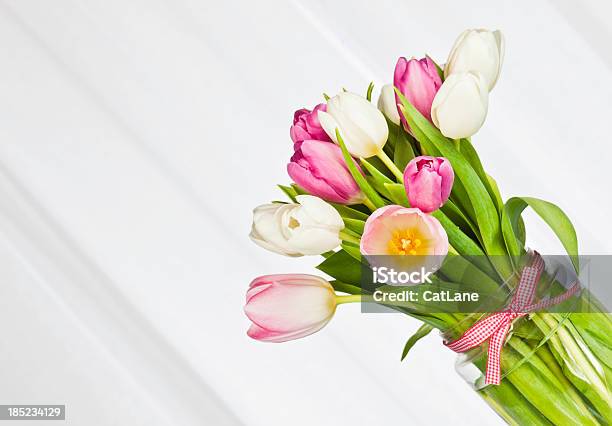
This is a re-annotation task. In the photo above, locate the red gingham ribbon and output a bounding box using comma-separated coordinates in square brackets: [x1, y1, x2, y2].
[444, 253, 581, 385]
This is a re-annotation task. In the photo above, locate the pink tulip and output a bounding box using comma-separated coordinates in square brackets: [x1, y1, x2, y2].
[244, 274, 337, 342]
[394, 57, 442, 128]
[290, 104, 332, 145]
[288, 140, 365, 205]
[360, 205, 448, 257]
[404, 156, 454, 213]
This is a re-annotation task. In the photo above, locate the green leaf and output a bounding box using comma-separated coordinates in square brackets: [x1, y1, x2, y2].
[330, 280, 362, 295]
[316, 250, 361, 285]
[291, 184, 308, 195]
[432, 210, 485, 257]
[366, 176, 392, 200]
[432, 211, 499, 282]
[361, 158, 394, 185]
[366, 82, 374, 101]
[343, 218, 365, 235]
[502, 197, 579, 273]
[401, 323, 433, 361]
[460, 139, 503, 213]
[486, 173, 504, 214]
[336, 130, 386, 208]
[395, 90, 507, 261]
[277, 184, 298, 202]
[394, 131, 415, 171]
[341, 242, 361, 261]
[384, 183, 410, 207]
[362, 158, 394, 200]
[440, 199, 481, 244]
[330, 203, 369, 221]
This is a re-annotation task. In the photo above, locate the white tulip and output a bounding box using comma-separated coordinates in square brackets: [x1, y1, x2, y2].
[249, 195, 344, 256]
[377, 84, 401, 126]
[318, 91, 389, 158]
[444, 29, 504, 91]
[431, 72, 489, 139]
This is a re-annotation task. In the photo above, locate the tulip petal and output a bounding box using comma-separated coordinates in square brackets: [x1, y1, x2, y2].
[317, 110, 340, 144]
[408, 169, 443, 213]
[247, 319, 328, 342]
[287, 162, 347, 204]
[438, 158, 455, 201]
[295, 194, 344, 229]
[292, 141, 364, 204]
[377, 84, 401, 125]
[250, 204, 300, 256]
[288, 228, 341, 255]
[431, 72, 488, 139]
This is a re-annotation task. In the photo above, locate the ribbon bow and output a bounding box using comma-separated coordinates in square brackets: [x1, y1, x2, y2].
[444, 253, 581, 385]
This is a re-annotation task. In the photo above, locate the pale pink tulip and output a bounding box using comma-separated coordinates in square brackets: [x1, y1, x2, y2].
[394, 57, 442, 128]
[288, 140, 364, 205]
[360, 205, 448, 257]
[404, 156, 454, 213]
[244, 274, 337, 342]
[290, 104, 331, 145]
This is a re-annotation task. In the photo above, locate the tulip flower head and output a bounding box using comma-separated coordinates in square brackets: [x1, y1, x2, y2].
[288, 140, 365, 205]
[290, 104, 332, 145]
[360, 205, 448, 272]
[249, 195, 344, 256]
[318, 91, 389, 158]
[431, 72, 489, 139]
[377, 84, 401, 125]
[394, 57, 442, 128]
[445, 29, 505, 91]
[361, 205, 448, 256]
[245, 274, 337, 342]
[404, 156, 454, 213]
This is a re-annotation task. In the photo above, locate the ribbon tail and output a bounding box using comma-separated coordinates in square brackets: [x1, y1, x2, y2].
[485, 321, 512, 385]
[445, 313, 506, 353]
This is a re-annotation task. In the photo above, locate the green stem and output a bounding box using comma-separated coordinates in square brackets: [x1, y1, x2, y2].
[540, 314, 611, 410]
[453, 138, 461, 152]
[363, 198, 377, 212]
[375, 148, 404, 183]
[335, 294, 362, 305]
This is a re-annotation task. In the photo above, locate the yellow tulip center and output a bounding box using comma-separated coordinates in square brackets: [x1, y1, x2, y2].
[388, 230, 423, 255]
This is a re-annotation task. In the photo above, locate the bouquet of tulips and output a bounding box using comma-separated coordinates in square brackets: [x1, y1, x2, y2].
[244, 28, 611, 425]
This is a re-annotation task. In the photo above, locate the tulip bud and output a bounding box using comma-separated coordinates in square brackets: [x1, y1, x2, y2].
[394, 57, 442, 127]
[290, 104, 332, 145]
[288, 140, 365, 205]
[249, 195, 344, 256]
[244, 274, 337, 342]
[431, 72, 489, 139]
[404, 156, 454, 213]
[318, 92, 389, 158]
[444, 29, 504, 91]
[377, 84, 401, 125]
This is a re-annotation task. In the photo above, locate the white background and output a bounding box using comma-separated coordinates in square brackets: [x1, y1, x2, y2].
[0, 0, 611, 425]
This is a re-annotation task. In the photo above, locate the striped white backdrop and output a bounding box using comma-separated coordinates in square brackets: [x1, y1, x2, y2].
[0, 0, 610, 425]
